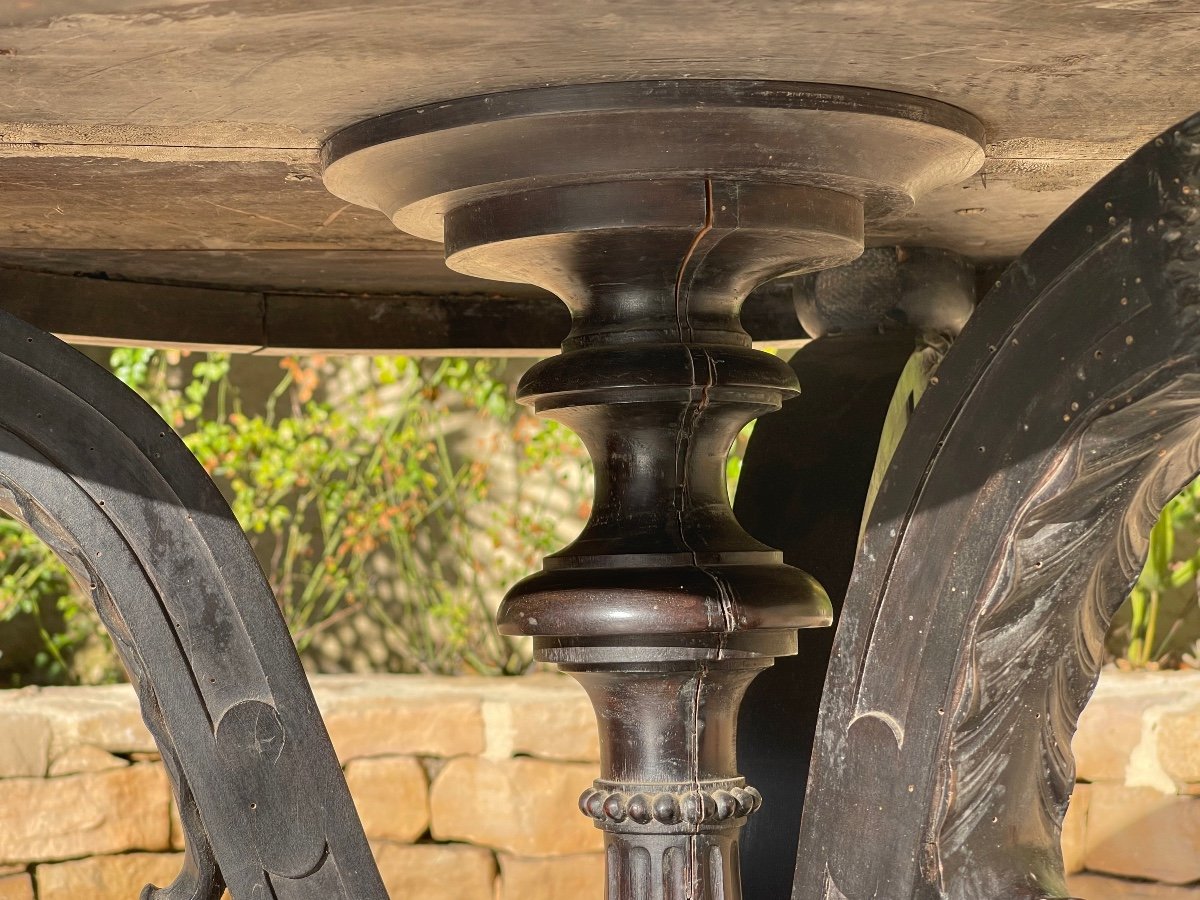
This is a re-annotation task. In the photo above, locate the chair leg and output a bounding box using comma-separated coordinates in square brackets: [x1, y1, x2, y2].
[0, 313, 387, 900]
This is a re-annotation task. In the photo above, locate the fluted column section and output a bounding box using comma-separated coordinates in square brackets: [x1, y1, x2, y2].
[572, 664, 767, 900]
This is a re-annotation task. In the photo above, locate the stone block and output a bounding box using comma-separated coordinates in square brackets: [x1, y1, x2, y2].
[31, 685, 157, 756]
[1063, 784, 1090, 875]
[431, 757, 602, 856]
[1084, 784, 1200, 884]
[1075, 691, 1152, 783]
[314, 678, 485, 760]
[36, 853, 185, 900]
[0, 712, 50, 778]
[1068, 873, 1200, 898]
[502, 682, 599, 763]
[1158, 701, 1200, 786]
[0, 874, 31, 900]
[47, 745, 128, 777]
[1074, 671, 1200, 789]
[498, 852, 605, 900]
[344, 756, 430, 843]
[169, 797, 185, 851]
[0, 763, 170, 864]
[373, 841, 495, 900]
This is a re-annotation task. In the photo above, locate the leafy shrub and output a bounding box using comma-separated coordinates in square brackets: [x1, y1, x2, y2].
[0, 350, 591, 683]
[0, 519, 121, 685]
[1109, 479, 1200, 668]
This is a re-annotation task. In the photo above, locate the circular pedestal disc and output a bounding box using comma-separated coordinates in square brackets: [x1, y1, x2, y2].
[321, 79, 986, 244]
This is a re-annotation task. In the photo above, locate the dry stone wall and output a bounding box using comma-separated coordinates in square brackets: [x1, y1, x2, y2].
[0, 671, 1189, 899]
[0, 674, 603, 900]
[1066, 671, 1200, 898]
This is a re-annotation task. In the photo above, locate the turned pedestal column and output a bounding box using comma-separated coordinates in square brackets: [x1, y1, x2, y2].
[322, 80, 984, 899]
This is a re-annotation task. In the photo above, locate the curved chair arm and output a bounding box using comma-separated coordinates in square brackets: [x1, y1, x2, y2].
[796, 112, 1200, 899]
[0, 314, 387, 899]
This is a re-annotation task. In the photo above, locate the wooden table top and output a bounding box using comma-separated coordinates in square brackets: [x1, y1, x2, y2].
[1, 0, 1198, 348]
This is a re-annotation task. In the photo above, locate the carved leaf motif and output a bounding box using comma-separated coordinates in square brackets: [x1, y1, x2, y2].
[795, 112, 1200, 900]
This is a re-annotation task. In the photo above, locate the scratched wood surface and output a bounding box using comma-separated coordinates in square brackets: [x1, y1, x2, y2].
[794, 110, 1200, 899]
[0, 309, 388, 898]
[0, 0, 1198, 320]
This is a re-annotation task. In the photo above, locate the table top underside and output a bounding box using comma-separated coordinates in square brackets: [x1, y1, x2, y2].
[1, 0, 1198, 348]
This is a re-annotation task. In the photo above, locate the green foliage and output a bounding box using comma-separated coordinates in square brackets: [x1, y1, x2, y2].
[0, 519, 77, 680]
[0, 518, 122, 685]
[726, 422, 754, 500]
[0, 349, 592, 682]
[1112, 480, 1200, 668]
[153, 351, 589, 676]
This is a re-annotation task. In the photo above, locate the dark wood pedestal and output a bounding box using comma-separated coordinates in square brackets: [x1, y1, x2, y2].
[322, 79, 985, 899]
[0, 76, 1195, 900]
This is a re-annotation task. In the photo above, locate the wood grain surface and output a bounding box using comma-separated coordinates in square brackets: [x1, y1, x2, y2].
[795, 109, 1200, 900]
[0, 0, 1196, 325]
